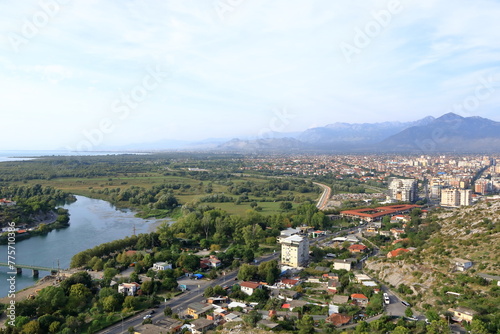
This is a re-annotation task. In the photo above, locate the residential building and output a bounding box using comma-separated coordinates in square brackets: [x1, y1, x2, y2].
[240, 282, 261, 296]
[280, 234, 309, 267]
[154, 318, 183, 333]
[441, 188, 471, 207]
[350, 293, 369, 307]
[327, 279, 342, 294]
[348, 244, 368, 253]
[152, 262, 172, 271]
[454, 258, 473, 271]
[333, 259, 355, 271]
[200, 255, 221, 269]
[186, 302, 213, 319]
[326, 313, 351, 327]
[388, 178, 418, 202]
[277, 227, 301, 242]
[117, 282, 140, 296]
[332, 295, 350, 304]
[459, 189, 472, 206]
[190, 318, 215, 334]
[0, 199, 16, 207]
[387, 248, 410, 258]
[449, 307, 477, 323]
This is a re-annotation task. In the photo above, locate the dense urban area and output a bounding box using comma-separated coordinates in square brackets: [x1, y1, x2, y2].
[0, 153, 499, 334]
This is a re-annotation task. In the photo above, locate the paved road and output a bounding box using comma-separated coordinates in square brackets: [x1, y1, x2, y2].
[98, 252, 280, 334]
[313, 182, 331, 210]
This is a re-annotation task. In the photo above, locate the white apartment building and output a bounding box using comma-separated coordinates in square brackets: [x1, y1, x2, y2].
[440, 188, 471, 207]
[280, 234, 309, 267]
[388, 178, 418, 202]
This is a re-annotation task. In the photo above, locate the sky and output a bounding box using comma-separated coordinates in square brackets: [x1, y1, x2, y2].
[1, 0, 500, 151]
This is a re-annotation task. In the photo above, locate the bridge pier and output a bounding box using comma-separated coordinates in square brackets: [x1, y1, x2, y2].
[32, 269, 39, 277]
[16, 267, 22, 275]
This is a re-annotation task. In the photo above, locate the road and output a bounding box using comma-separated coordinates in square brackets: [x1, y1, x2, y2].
[98, 252, 280, 334]
[313, 182, 331, 210]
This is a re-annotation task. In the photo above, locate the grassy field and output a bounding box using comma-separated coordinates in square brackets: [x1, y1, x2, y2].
[14, 173, 316, 216]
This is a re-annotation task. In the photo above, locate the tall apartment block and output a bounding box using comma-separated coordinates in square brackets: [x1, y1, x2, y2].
[440, 188, 471, 207]
[388, 178, 418, 203]
[280, 235, 309, 267]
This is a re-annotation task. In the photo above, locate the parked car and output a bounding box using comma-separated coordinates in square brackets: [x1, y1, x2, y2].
[401, 301, 411, 307]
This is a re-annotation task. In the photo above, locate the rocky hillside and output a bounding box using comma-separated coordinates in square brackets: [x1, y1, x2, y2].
[364, 199, 500, 324]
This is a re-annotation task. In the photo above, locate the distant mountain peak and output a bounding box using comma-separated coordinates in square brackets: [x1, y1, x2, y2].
[437, 112, 464, 121]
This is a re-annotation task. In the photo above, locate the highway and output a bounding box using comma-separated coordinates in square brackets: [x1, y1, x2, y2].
[313, 182, 331, 210]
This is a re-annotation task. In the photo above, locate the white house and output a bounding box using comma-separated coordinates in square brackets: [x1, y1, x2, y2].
[240, 282, 261, 296]
[454, 258, 473, 271]
[118, 282, 140, 296]
[153, 262, 172, 271]
[333, 259, 355, 271]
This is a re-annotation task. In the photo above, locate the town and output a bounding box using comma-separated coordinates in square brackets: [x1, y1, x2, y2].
[0, 152, 499, 334]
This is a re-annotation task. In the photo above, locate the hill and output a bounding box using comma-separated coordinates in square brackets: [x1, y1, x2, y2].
[364, 199, 500, 328]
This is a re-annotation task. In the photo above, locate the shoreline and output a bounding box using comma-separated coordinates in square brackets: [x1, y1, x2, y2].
[0, 275, 56, 327]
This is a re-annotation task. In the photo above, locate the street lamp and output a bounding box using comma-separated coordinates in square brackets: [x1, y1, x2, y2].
[120, 314, 124, 333]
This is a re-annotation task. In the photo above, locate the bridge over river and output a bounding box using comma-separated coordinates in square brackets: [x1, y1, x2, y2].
[0, 262, 62, 276]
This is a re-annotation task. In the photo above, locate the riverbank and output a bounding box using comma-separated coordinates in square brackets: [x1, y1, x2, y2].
[0, 210, 69, 245]
[0, 275, 57, 328]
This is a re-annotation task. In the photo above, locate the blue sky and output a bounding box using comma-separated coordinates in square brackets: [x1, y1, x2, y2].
[1, 0, 500, 150]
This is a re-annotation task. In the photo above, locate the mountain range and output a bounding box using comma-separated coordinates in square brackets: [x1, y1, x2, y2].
[216, 113, 500, 153]
[102, 113, 500, 153]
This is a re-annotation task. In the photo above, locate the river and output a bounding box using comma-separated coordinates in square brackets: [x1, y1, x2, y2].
[0, 196, 170, 297]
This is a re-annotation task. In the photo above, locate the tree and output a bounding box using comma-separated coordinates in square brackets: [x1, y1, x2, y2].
[123, 296, 138, 310]
[425, 309, 440, 322]
[242, 310, 262, 327]
[164, 306, 173, 316]
[103, 267, 119, 280]
[21, 320, 41, 334]
[102, 295, 120, 312]
[237, 264, 257, 281]
[242, 224, 264, 249]
[469, 319, 489, 334]
[392, 326, 410, 334]
[141, 280, 154, 295]
[48, 321, 61, 334]
[204, 286, 214, 298]
[296, 315, 315, 334]
[280, 201, 293, 211]
[426, 320, 451, 334]
[404, 307, 413, 318]
[36, 286, 67, 314]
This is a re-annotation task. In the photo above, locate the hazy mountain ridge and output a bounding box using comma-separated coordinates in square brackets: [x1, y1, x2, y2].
[102, 113, 500, 153]
[379, 113, 500, 153]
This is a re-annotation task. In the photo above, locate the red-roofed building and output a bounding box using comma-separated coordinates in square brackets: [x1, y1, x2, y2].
[392, 238, 410, 246]
[240, 282, 261, 296]
[280, 279, 300, 288]
[281, 303, 291, 309]
[125, 250, 137, 257]
[348, 244, 368, 253]
[350, 293, 369, 307]
[326, 313, 351, 327]
[340, 205, 420, 222]
[387, 248, 410, 258]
